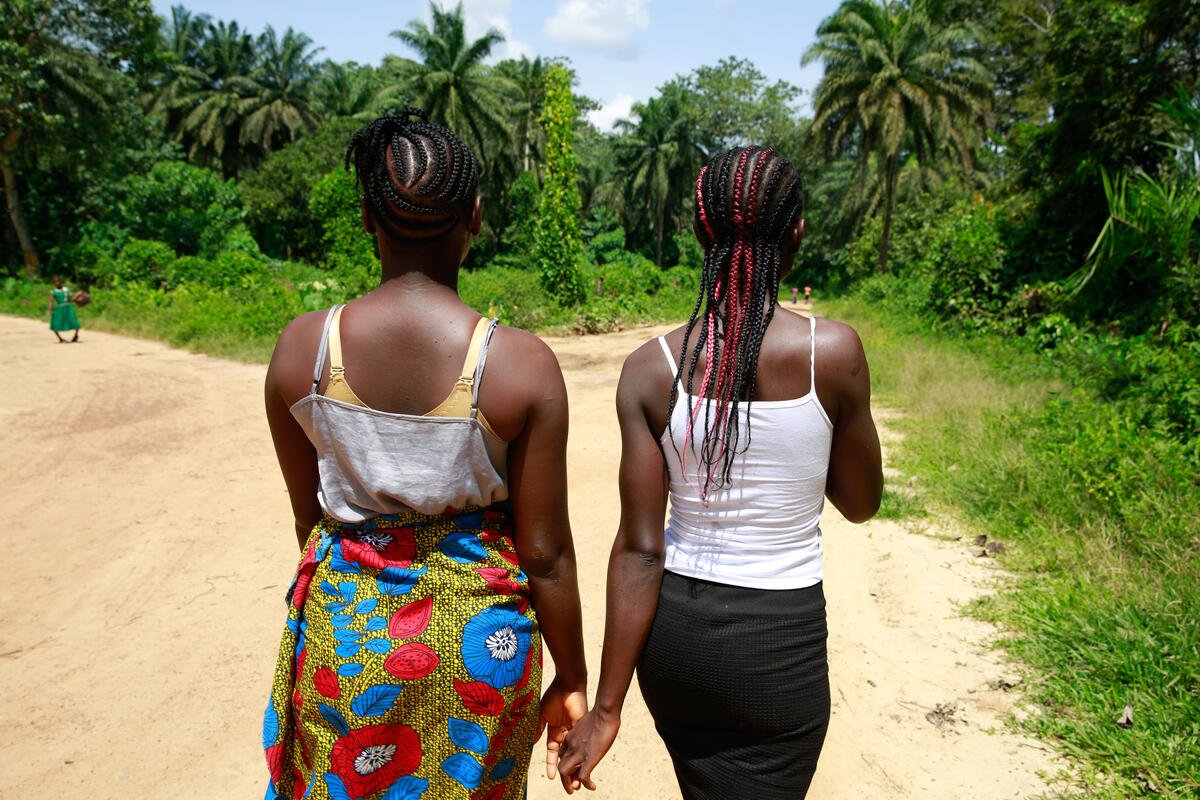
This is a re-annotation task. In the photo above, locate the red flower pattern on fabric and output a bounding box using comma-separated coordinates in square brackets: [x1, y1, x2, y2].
[291, 540, 318, 609]
[340, 527, 417, 569]
[313, 666, 340, 699]
[384, 642, 439, 680]
[329, 723, 422, 798]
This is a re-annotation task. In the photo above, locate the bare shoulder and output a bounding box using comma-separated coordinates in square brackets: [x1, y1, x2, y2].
[267, 309, 330, 401]
[815, 317, 868, 374]
[275, 309, 329, 352]
[489, 324, 562, 378]
[623, 336, 671, 376]
[480, 326, 568, 424]
[617, 337, 675, 436]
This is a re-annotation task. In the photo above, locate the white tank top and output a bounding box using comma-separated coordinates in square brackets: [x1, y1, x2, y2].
[290, 307, 509, 521]
[659, 316, 833, 589]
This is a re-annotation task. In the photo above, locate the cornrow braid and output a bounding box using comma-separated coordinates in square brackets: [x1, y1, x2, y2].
[671, 145, 805, 502]
[344, 107, 480, 241]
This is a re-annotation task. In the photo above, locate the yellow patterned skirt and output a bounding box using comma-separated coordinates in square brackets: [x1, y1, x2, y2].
[263, 504, 542, 800]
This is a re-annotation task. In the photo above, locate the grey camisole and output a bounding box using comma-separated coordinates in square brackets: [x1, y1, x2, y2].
[290, 307, 509, 521]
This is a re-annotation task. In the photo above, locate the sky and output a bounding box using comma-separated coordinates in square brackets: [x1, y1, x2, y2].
[149, 0, 845, 130]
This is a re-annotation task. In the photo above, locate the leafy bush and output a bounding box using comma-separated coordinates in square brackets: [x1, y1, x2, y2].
[48, 221, 130, 284]
[241, 118, 363, 261]
[587, 227, 627, 265]
[110, 239, 176, 286]
[921, 201, 1007, 325]
[672, 229, 705, 270]
[493, 171, 539, 268]
[310, 169, 377, 270]
[459, 266, 566, 330]
[584, 252, 662, 298]
[85, 279, 305, 360]
[1058, 326, 1200, 459]
[110, 161, 243, 257]
[168, 251, 272, 290]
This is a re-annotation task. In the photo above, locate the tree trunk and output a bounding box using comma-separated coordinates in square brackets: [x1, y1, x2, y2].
[876, 155, 899, 273]
[654, 202, 665, 267]
[522, 110, 532, 172]
[1, 129, 39, 277]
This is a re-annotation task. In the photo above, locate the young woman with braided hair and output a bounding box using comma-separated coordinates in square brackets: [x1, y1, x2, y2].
[261, 109, 587, 800]
[557, 145, 882, 798]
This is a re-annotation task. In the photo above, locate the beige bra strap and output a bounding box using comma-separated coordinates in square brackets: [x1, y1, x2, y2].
[328, 305, 347, 377]
[457, 317, 491, 387]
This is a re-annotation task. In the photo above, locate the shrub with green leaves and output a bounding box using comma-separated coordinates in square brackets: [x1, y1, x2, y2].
[49, 222, 130, 284]
[110, 161, 243, 257]
[168, 251, 272, 290]
[922, 201, 1006, 325]
[241, 118, 363, 261]
[494, 171, 539, 268]
[586, 227, 627, 265]
[310, 169, 376, 268]
[585, 251, 662, 297]
[110, 239, 176, 286]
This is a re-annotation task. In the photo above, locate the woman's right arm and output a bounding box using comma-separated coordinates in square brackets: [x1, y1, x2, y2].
[557, 342, 669, 793]
[265, 317, 324, 549]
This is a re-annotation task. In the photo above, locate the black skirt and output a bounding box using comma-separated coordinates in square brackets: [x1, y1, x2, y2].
[636, 570, 830, 800]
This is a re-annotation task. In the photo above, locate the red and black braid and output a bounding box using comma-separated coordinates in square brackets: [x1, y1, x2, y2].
[669, 145, 805, 500]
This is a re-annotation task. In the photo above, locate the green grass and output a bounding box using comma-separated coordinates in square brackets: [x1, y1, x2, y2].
[2, 261, 701, 363]
[824, 294, 1200, 798]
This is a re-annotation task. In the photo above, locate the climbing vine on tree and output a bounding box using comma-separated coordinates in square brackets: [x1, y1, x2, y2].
[533, 64, 585, 306]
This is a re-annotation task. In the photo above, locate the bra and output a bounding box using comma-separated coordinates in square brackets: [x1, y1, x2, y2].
[321, 304, 500, 438]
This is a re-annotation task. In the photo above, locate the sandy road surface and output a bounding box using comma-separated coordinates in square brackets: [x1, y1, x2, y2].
[0, 314, 1058, 798]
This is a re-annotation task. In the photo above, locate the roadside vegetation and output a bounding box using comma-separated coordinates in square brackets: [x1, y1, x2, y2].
[829, 288, 1199, 798]
[3, 0, 1198, 795]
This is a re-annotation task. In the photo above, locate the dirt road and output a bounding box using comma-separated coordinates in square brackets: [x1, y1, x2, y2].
[0, 315, 1058, 798]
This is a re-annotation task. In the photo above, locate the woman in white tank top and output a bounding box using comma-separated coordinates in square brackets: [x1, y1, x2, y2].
[558, 146, 883, 798]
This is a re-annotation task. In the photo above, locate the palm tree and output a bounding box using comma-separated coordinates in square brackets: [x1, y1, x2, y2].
[382, 3, 516, 161]
[495, 56, 549, 173]
[162, 5, 211, 67]
[167, 19, 258, 177]
[145, 6, 208, 147]
[240, 26, 323, 154]
[314, 61, 380, 120]
[804, 0, 992, 271]
[613, 83, 709, 266]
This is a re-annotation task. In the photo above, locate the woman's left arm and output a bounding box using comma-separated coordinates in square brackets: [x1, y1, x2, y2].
[502, 333, 589, 779]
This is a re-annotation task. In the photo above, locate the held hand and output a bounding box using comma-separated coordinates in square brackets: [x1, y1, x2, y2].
[556, 708, 621, 794]
[537, 678, 589, 782]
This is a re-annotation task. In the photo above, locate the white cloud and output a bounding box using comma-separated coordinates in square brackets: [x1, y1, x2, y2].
[587, 93, 636, 132]
[454, 0, 531, 62]
[543, 0, 650, 57]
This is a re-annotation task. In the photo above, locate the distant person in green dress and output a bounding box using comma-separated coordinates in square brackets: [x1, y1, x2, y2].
[48, 277, 80, 343]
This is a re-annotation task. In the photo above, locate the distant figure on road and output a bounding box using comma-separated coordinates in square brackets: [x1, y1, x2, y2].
[557, 145, 883, 799]
[47, 277, 80, 343]
[791, 286, 799, 304]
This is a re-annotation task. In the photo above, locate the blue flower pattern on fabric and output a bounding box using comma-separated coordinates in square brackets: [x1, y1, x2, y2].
[461, 604, 532, 688]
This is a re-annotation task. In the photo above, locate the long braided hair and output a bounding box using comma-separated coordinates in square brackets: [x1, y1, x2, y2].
[669, 145, 804, 501]
[345, 107, 480, 241]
